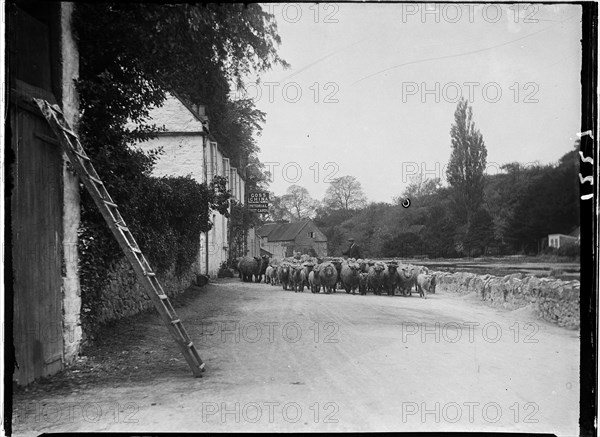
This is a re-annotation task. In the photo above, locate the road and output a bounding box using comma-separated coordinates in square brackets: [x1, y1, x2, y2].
[12, 278, 579, 435]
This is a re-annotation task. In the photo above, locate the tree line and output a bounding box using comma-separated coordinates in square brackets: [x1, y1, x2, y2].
[261, 99, 579, 259]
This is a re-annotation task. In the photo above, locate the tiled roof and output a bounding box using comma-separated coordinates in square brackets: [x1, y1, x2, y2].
[256, 223, 280, 239]
[257, 220, 325, 242]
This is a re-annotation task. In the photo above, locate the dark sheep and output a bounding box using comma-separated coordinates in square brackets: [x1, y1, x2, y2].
[300, 262, 314, 292]
[254, 255, 270, 283]
[278, 263, 291, 290]
[290, 264, 303, 292]
[308, 268, 322, 293]
[367, 262, 386, 295]
[359, 272, 369, 295]
[341, 261, 361, 294]
[383, 262, 400, 296]
[319, 262, 338, 294]
[238, 256, 259, 282]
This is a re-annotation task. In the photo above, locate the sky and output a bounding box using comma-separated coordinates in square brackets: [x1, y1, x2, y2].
[240, 3, 583, 203]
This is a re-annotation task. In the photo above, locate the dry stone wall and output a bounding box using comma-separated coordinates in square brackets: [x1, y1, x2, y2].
[94, 257, 197, 325]
[434, 271, 580, 329]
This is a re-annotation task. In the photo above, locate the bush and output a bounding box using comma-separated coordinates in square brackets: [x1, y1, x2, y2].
[79, 174, 230, 337]
[557, 242, 579, 258]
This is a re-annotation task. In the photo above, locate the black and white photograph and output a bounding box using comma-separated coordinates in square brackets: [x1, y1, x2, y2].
[5, 1, 596, 435]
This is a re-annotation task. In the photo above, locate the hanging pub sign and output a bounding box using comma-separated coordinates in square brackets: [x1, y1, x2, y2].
[247, 191, 270, 213]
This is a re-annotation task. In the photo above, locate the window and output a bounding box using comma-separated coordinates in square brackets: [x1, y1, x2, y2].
[308, 232, 315, 238]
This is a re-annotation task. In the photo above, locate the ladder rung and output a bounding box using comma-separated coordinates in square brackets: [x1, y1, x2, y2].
[89, 175, 103, 184]
[159, 294, 169, 300]
[144, 271, 156, 277]
[104, 200, 118, 208]
[130, 246, 141, 253]
[59, 124, 78, 138]
[171, 319, 181, 325]
[73, 149, 91, 162]
[116, 223, 129, 232]
[187, 342, 193, 348]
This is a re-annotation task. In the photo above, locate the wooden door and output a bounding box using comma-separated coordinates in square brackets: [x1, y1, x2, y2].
[11, 91, 64, 385]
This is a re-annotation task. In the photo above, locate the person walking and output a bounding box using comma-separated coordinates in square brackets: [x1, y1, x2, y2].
[343, 238, 362, 259]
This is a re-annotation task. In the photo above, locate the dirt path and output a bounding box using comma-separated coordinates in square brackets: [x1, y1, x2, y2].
[11, 279, 579, 435]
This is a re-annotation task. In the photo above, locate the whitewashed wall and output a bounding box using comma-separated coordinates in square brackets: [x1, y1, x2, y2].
[135, 94, 232, 277]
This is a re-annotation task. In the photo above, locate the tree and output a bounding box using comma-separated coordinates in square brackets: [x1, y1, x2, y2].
[393, 173, 441, 205]
[446, 98, 488, 248]
[75, 3, 288, 177]
[323, 176, 368, 210]
[267, 193, 293, 222]
[281, 185, 320, 220]
[73, 4, 287, 336]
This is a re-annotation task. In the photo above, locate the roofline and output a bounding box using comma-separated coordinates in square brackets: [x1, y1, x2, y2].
[168, 92, 242, 167]
[170, 90, 209, 129]
[267, 220, 311, 242]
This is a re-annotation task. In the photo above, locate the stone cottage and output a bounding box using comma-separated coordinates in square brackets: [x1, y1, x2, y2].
[256, 220, 328, 259]
[134, 92, 259, 277]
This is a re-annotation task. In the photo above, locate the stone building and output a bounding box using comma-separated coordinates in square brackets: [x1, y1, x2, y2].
[257, 220, 328, 259]
[134, 92, 257, 277]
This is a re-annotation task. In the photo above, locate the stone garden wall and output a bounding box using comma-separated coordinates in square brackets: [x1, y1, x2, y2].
[93, 257, 198, 325]
[434, 271, 580, 329]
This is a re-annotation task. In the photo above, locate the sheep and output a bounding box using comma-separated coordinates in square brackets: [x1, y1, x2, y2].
[415, 273, 436, 299]
[265, 265, 276, 285]
[367, 262, 386, 295]
[238, 256, 259, 282]
[308, 268, 322, 294]
[318, 262, 338, 294]
[398, 264, 422, 296]
[278, 262, 292, 290]
[300, 262, 315, 292]
[358, 272, 369, 295]
[290, 264, 304, 292]
[383, 262, 400, 296]
[340, 260, 361, 294]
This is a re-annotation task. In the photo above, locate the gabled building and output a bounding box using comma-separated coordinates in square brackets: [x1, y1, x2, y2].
[548, 226, 580, 249]
[134, 92, 258, 277]
[257, 220, 328, 259]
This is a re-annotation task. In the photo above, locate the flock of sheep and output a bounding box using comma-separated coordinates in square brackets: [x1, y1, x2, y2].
[236, 255, 437, 298]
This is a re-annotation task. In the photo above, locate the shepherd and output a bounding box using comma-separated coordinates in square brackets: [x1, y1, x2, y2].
[343, 237, 362, 259]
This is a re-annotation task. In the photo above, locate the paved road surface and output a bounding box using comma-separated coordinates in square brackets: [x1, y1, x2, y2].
[12, 278, 579, 435]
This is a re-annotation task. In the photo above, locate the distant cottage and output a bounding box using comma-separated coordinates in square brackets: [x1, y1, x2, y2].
[548, 226, 580, 249]
[257, 220, 328, 259]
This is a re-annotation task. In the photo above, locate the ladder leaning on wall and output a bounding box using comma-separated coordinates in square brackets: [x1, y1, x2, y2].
[34, 98, 205, 378]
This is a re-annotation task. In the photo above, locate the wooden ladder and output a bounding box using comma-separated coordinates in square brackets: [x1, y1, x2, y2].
[34, 98, 205, 377]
